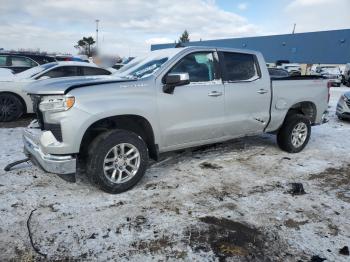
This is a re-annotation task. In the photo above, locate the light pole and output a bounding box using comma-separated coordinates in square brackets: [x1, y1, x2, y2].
[95, 19, 100, 52]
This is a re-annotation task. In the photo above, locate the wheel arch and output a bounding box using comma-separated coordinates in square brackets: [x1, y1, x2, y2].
[0, 91, 27, 113]
[79, 114, 158, 161]
[285, 101, 317, 124]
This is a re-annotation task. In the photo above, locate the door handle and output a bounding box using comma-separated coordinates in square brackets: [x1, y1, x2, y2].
[257, 89, 268, 94]
[208, 91, 223, 97]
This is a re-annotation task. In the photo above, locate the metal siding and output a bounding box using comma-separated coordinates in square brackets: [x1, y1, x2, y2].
[151, 29, 350, 64]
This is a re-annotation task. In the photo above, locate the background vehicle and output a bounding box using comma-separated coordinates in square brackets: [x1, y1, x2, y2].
[112, 57, 135, 70]
[311, 65, 342, 87]
[0, 68, 14, 77]
[55, 55, 89, 63]
[23, 47, 329, 194]
[268, 68, 289, 78]
[336, 91, 350, 120]
[277, 63, 302, 76]
[0, 62, 113, 121]
[0, 52, 56, 73]
[342, 63, 350, 87]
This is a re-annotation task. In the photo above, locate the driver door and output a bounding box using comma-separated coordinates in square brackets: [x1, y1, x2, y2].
[157, 51, 225, 149]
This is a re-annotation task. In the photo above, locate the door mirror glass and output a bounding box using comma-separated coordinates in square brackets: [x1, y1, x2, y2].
[163, 73, 190, 94]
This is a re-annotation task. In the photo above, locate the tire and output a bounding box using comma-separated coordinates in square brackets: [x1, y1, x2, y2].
[277, 114, 311, 153]
[0, 93, 24, 122]
[86, 129, 149, 194]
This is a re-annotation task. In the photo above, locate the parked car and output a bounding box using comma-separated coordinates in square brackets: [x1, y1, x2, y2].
[0, 62, 113, 121]
[268, 68, 289, 79]
[112, 57, 135, 70]
[0, 68, 14, 77]
[23, 46, 329, 193]
[336, 91, 350, 120]
[342, 63, 350, 87]
[277, 63, 302, 76]
[0, 52, 56, 73]
[311, 65, 342, 87]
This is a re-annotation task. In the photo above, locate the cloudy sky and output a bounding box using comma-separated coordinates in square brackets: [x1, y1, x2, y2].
[1, 0, 349, 57]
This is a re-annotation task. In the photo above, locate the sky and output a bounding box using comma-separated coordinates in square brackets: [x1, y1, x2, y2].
[0, 0, 349, 57]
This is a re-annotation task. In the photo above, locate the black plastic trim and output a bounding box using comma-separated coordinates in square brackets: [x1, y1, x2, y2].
[271, 75, 325, 81]
[44, 123, 63, 142]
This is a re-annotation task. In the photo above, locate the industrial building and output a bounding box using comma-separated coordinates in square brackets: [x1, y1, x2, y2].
[151, 29, 350, 64]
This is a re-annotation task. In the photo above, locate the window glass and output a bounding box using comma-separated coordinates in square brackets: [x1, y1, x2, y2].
[16, 62, 57, 79]
[169, 52, 215, 82]
[0, 56, 7, 66]
[222, 52, 259, 81]
[11, 56, 34, 67]
[116, 48, 181, 79]
[42, 66, 79, 78]
[82, 67, 111, 76]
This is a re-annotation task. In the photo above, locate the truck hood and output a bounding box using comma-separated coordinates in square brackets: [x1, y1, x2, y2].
[24, 75, 136, 95]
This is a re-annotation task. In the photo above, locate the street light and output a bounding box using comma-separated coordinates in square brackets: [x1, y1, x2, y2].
[95, 19, 100, 52]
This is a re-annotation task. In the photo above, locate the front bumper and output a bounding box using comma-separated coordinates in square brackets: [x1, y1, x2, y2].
[336, 98, 350, 119]
[23, 122, 76, 175]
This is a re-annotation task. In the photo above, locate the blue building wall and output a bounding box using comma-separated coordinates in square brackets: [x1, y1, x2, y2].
[151, 29, 350, 64]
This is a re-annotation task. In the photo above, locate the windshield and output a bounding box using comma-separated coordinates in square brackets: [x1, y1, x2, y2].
[15, 62, 58, 79]
[115, 49, 180, 79]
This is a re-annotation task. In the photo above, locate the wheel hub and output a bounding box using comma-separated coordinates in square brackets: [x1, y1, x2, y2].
[291, 122, 308, 148]
[103, 143, 141, 184]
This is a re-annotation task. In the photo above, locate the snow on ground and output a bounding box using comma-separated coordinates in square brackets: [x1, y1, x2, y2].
[0, 87, 350, 261]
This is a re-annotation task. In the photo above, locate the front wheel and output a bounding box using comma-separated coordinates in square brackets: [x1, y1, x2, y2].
[277, 114, 311, 153]
[0, 93, 24, 122]
[86, 130, 149, 194]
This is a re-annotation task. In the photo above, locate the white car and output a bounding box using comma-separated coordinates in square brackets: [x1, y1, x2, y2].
[0, 61, 113, 122]
[310, 65, 342, 87]
[277, 63, 301, 76]
[0, 68, 14, 77]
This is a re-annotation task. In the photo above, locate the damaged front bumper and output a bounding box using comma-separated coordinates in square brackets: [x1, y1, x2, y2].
[23, 121, 76, 175]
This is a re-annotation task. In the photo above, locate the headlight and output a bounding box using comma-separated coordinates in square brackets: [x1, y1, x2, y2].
[39, 95, 75, 112]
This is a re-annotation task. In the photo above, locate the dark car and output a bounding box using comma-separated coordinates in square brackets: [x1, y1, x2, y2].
[0, 52, 56, 73]
[268, 68, 289, 79]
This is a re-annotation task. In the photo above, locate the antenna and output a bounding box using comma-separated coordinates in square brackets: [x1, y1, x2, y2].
[292, 23, 296, 34]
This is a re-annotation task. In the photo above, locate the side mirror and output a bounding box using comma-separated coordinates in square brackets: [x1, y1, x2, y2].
[163, 73, 190, 94]
[38, 76, 51, 80]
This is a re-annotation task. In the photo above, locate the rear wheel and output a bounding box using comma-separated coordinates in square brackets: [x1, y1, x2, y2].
[86, 129, 149, 194]
[0, 93, 24, 122]
[277, 114, 311, 153]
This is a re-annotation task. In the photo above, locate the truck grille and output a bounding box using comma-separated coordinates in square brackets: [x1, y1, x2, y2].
[31, 95, 44, 130]
[30, 95, 63, 142]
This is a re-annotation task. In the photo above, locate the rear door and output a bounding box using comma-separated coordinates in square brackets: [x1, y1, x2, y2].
[157, 51, 225, 148]
[219, 51, 271, 136]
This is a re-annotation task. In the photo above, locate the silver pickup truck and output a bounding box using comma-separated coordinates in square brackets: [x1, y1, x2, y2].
[23, 47, 329, 193]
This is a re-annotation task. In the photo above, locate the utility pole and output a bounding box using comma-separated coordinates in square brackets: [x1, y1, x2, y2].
[292, 23, 296, 34]
[95, 19, 100, 53]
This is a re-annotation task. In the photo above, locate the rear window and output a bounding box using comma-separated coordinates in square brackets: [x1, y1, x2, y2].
[221, 52, 260, 82]
[82, 67, 111, 76]
[11, 56, 37, 67]
[41, 66, 79, 78]
[0, 55, 7, 66]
